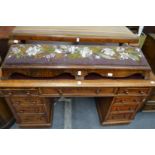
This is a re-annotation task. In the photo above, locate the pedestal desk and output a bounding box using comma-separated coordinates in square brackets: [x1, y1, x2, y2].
[0, 26, 154, 128]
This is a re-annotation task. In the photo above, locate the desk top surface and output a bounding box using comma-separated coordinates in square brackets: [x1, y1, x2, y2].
[11, 26, 138, 43]
[3, 44, 149, 69]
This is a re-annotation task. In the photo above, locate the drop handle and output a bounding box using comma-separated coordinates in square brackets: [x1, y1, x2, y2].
[119, 100, 124, 103]
[26, 91, 31, 95]
[57, 89, 63, 95]
[96, 89, 101, 94]
[8, 92, 12, 95]
[139, 91, 145, 94]
[124, 90, 129, 94]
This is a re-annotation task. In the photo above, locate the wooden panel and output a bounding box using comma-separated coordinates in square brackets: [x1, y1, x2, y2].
[11, 26, 138, 43]
[142, 34, 155, 74]
[0, 98, 14, 128]
[117, 87, 151, 96]
[96, 97, 114, 123]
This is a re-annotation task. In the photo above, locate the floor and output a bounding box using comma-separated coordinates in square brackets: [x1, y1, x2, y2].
[11, 98, 155, 129]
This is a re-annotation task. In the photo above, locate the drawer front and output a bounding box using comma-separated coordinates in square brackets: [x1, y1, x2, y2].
[13, 104, 46, 113]
[110, 104, 138, 112]
[143, 103, 155, 111]
[117, 87, 150, 95]
[107, 112, 134, 121]
[113, 96, 146, 104]
[1, 89, 38, 96]
[149, 95, 155, 101]
[18, 114, 48, 124]
[10, 97, 43, 105]
[41, 87, 115, 96]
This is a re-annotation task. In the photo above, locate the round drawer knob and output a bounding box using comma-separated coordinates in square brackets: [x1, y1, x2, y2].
[26, 91, 30, 95]
[124, 90, 128, 94]
[8, 92, 12, 95]
[139, 91, 145, 94]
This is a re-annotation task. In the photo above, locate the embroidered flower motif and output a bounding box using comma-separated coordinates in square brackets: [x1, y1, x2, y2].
[120, 52, 129, 60]
[45, 53, 55, 61]
[80, 47, 92, 58]
[25, 45, 42, 56]
[102, 48, 115, 56]
[95, 55, 100, 59]
[11, 47, 21, 54]
[135, 48, 140, 52]
[54, 49, 62, 53]
[135, 48, 142, 57]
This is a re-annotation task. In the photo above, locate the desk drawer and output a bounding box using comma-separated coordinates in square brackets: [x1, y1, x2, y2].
[41, 87, 115, 96]
[149, 95, 155, 101]
[10, 97, 43, 105]
[113, 96, 146, 104]
[117, 87, 150, 96]
[107, 112, 134, 121]
[110, 104, 138, 112]
[0, 88, 39, 96]
[13, 104, 46, 113]
[18, 114, 48, 124]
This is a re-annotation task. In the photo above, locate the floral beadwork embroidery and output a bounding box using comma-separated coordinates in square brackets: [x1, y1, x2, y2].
[7, 44, 143, 62]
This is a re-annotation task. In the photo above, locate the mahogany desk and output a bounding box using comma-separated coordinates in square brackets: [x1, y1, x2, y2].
[0, 26, 154, 128]
[0, 43, 154, 128]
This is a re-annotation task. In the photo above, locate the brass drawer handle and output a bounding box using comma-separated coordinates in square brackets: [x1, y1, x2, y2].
[57, 89, 63, 95]
[19, 110, 24, 113]
[26, 91, 31, 95]
[8, 92, 13, 95]
[123, 90, 129, 94]
[31, 101, 36, 104]
[139, 91, 145, 94]
[15, 101, 20, 104]
[96, 89, 101, 94]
